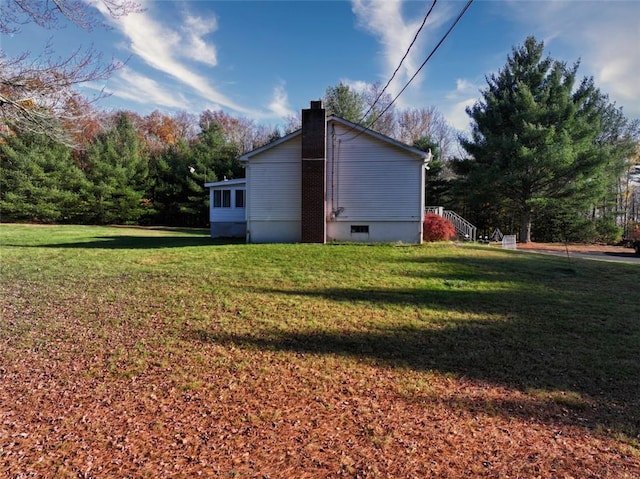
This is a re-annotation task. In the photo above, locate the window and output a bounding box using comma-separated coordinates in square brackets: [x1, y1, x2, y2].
[213, 189, 231, 208]
[235, 189, 245, 208]
[222, 190, 231, 208]
[351, 225, 369, 234]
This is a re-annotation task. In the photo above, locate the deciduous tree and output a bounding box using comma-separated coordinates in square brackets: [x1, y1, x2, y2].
[361, 82, 396, 138]
[199, 109, 276, 155]
[323, 83, 366, 123]
[397, 106, 456, 160]
[0, 0, 138, 145]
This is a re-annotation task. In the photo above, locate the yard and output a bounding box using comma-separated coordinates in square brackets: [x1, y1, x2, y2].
[1, 224, 638, 478]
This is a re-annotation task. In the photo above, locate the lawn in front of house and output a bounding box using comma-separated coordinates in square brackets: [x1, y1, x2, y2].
[1, 224, 638, 478]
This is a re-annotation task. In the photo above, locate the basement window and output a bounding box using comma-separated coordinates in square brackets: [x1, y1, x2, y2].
[351, 225, 369, 234]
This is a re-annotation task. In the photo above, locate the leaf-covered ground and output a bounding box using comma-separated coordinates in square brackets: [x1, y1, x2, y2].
[1, 225, 638, 478]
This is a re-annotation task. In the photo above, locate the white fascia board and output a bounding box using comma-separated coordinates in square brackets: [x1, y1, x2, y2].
[236, 116, 431, 164]
[327, 116, 430, 162]
[238, 130, 302, 163]
[204, 178, 247, 188]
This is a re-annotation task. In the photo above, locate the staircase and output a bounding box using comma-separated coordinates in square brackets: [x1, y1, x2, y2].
[426, 206, 477, 242]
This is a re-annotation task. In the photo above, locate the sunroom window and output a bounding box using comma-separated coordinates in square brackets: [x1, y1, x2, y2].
[213, 190, 232, 208]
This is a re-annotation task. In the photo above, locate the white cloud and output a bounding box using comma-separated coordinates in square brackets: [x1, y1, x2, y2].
[103, 68, 190, 109]
[341, 79, 372, 94]
[350, 0, 451, 104]
[446, 78, 478, 100]
[267, 82, 295, 118]
[504, 0, 640, 119]
[439, 77, 482, 133]
[92, 0, 256, 115]
[182, 14, 218, 66]
[444, 97, 476, 133]
[455, 78, 474, 94]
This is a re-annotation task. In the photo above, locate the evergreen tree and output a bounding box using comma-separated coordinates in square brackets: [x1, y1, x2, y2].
[146, 140, 194, 226]
[183, 121, 241, 226]
[83, 112, 149, 224]
[0, 132, 90, 222]
[413, 136, 450, 207]
[461, 36, 627, 242]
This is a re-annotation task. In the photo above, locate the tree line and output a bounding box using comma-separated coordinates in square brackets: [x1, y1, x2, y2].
[0, 84, 461, 228]
[1, 105, 277, 226]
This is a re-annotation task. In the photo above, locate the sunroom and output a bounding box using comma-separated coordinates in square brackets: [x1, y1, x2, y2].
[205, 178, 246, 238]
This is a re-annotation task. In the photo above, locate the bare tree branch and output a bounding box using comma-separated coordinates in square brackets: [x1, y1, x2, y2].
[397, 106, 456, 159]
[1, 0, 140, 33]
[1, 0, 139, 145]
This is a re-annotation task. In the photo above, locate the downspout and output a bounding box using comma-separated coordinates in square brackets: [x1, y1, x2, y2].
[336, 138, 342, 216]
[329, 124, 344, 220]
[330, 125, 344, 221]
[331, 124, 335, 218]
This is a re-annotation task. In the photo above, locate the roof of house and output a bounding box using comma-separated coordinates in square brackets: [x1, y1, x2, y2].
[204, 177, 246, 188]
[238, 115, 431, 163]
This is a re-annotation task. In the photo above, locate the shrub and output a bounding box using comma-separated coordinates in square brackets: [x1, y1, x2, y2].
[594, 216, 622, 244]
[423, 213, 457, 242]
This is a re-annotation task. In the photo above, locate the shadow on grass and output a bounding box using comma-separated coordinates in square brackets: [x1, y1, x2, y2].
[189, 254, 640, 439]
[6, 235, 245, 249]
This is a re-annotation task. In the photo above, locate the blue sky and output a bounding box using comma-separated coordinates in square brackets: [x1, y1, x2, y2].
[3, 0, 639, 132]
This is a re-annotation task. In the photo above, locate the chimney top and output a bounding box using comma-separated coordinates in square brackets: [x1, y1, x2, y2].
[310, 100, 323, 110]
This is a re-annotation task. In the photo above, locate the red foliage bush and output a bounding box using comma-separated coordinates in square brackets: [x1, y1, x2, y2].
[423, 213, 457, 242]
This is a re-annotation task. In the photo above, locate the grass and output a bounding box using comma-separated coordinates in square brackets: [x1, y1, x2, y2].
[1, 224, 639, 478]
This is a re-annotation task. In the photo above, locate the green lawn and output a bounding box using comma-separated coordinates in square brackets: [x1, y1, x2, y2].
[1, 224, 638, 477]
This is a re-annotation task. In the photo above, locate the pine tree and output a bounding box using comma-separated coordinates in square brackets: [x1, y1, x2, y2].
[183, 121, 241, 226]
[84, 112, 149, 224]
[148, 138, 209, 227]
[0, 132, 90, 222]
[461, 36, 628, 242]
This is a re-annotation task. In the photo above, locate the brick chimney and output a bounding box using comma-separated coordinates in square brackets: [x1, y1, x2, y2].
[301, 100, 326, 243]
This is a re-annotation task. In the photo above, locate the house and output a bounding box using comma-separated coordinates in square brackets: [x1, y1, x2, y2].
[207, 101, 431, 244]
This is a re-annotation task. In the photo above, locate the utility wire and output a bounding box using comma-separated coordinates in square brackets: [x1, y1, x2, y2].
[342, 0, 474, 141]
[353, 0, 438, 130]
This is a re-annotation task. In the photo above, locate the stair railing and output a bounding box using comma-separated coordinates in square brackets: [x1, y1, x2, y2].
[426, 206, 477, 242]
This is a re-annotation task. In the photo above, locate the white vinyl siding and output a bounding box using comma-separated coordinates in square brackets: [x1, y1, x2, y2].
[245, 135, 302, 242]
[326, 122, 423, 222]
[247, 135, 301, 221]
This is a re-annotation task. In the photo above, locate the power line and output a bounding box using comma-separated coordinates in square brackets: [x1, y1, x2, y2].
[368, 0, 474, 131]
[354, 0, 438, 130]
[342, 0, 474, 141]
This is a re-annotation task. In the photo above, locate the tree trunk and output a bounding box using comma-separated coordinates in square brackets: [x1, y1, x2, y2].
[520, 208, 532, 243]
